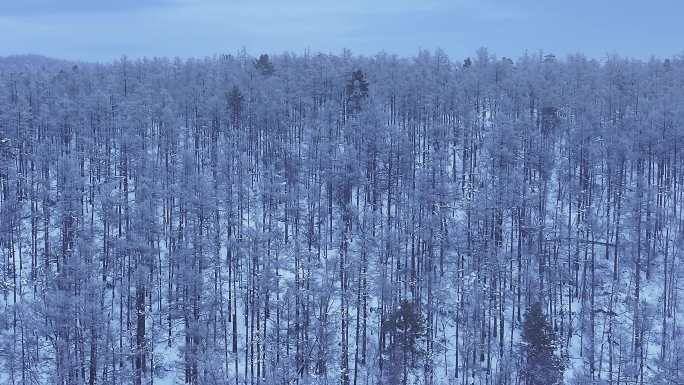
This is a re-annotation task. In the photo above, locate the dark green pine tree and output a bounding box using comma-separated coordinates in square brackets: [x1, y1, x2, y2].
[345, 69, 369, 115]
[383, 300, 426, 385]
[254, 53, 275, 76]
[227, 85, 243, 128]
[522, 302, 564, 385]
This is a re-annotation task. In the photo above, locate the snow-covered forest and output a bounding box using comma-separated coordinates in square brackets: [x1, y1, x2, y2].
[1, 49, 684, 385]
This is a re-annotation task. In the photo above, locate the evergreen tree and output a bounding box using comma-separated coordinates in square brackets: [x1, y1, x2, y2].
[254, 54, 274, 76]
[227, 85, 243, 128]
[522, 302, 563, 385]
[345, 69, 369, 115]
[383, 300, 426, 385]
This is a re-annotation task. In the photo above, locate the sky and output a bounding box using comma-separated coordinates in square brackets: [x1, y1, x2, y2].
[0, 0, 682, 62]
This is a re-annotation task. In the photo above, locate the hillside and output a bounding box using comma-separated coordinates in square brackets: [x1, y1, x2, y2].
[0, 50, 683, 385]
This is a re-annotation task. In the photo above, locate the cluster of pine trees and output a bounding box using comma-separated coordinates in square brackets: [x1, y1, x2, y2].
[0, 49, 683, 385]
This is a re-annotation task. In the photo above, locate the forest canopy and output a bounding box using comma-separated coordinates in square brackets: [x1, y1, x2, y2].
[0, 49, 683, 385]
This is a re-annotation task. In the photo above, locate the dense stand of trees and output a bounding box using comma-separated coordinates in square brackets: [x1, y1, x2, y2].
[1, 50, 684, 385]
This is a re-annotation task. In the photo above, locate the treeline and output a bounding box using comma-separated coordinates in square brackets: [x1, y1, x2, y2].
[0, 49, 684, 385]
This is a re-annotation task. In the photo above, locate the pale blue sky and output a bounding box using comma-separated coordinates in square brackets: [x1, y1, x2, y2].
[0, 0, 681, 61]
